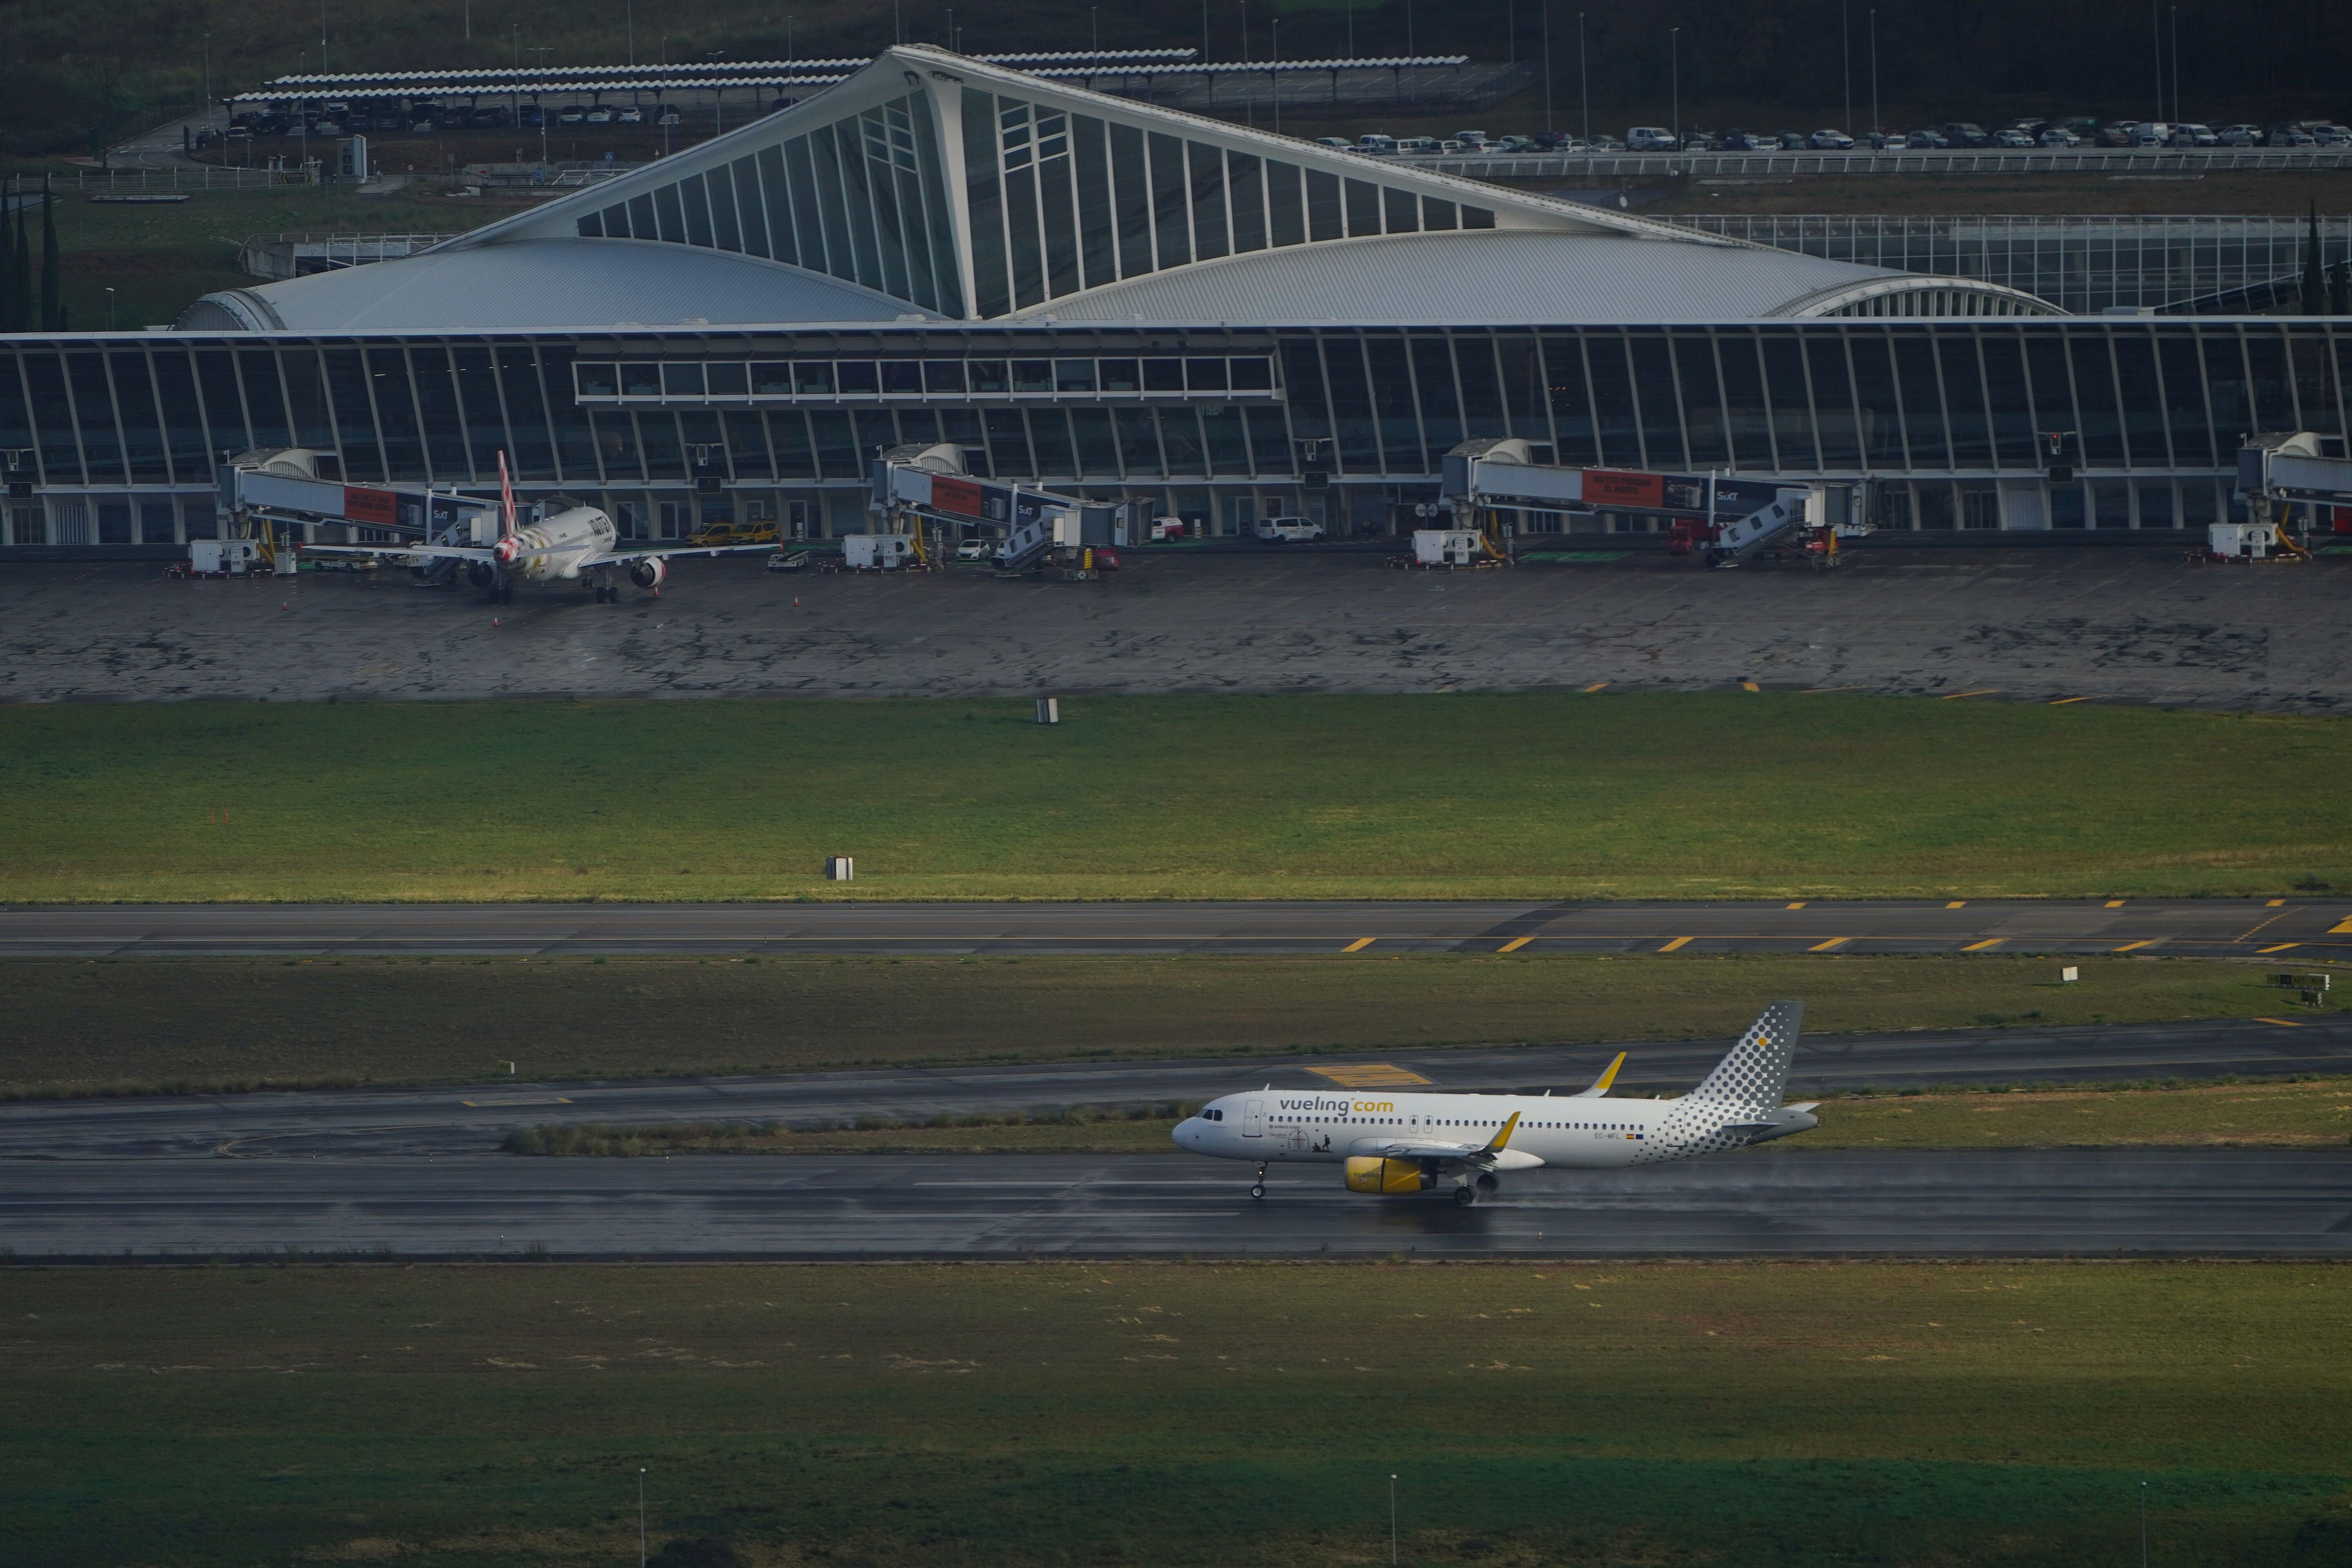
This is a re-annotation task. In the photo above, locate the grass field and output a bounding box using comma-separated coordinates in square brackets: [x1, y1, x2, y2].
[506, 1073, 2352, 1154]
[4, 693, 2350, 904]
[7, 1261, 2347, 1568]
[0, 952, 2325, 1099]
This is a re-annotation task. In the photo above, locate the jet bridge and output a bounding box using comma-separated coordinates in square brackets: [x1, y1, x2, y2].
[2238, 431, 2352, 537]
[216, 447, 491, 572]
[869, 443, 1129, 572]
[1441, 438, 1871, 568]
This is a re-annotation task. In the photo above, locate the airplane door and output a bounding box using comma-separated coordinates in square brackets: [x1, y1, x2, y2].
[1243, 1098, 1265, 1137]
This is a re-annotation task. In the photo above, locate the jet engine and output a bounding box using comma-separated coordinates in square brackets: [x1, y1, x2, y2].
[1345, 1156, 1437, 1195]
[466, 561, 497, 589]
[630, 557, 667, 589]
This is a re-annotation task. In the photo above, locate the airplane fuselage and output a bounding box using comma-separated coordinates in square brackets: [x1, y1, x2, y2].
[1176, 1090, 1673, 1170]
[498, 507, 618, 583]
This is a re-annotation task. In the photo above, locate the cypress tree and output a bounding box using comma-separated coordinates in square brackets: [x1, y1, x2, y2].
[11, 188, 29, 333]
[2301, 204, 2326, 316]
[0, 183, 18, 334]
[2333, 260, 2352, 317]
[38, 176, 60, 330]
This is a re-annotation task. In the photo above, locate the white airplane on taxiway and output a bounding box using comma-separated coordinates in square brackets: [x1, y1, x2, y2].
[307, 452, 775, 603]
[1172, 1000, 1817, 1205]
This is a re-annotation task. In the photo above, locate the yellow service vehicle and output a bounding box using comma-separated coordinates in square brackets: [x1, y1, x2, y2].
[686, 519, 780, 547]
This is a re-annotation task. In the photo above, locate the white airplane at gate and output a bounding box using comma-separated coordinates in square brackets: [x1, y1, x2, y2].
[306, 453, 775, 603]
[1172, 1001, 1817, 1205]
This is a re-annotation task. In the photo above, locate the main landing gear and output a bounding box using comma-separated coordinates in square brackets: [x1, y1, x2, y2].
[1454, 1172, 1499, 1208]
[1250, 1163, 1268, 1201]
[1453, 1184, 1478, 1208]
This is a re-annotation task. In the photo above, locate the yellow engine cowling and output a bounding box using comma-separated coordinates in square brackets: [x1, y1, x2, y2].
[1345, 1156, 1436, 1195]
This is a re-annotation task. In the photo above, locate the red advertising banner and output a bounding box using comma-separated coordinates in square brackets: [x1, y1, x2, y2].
[930, 476, 985, 518]
[343, 486, 400, 527]
[1581, 469, 1664, 508]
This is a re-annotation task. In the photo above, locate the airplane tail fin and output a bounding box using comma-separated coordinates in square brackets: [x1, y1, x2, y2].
[1571, 1051, 1626, 1099]
[1686, 1001, 1804, 1110]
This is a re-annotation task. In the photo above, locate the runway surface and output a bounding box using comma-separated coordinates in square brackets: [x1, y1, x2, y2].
[8, 897, 2351, 959]
[6, 1149, 2347, 1260]
[6, 1014, 2349, 1162]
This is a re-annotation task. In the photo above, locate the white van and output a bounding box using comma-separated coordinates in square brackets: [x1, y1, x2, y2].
[1356, 133, 1397, 154]
[1626, 126, 1679, 151]
[1393, 136, 1441, 155]
[1254, 516, 1325, 543]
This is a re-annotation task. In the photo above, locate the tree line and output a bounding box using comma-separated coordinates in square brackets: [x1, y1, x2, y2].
[0, 180, 67, 332]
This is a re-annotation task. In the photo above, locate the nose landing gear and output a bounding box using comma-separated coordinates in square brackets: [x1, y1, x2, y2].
[1250, 1162, 1268, 1201]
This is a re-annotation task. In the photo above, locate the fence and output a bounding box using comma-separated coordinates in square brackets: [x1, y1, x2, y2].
[1662, 213, 2352, 314]
[68, 163, 335, 192]
[236, 232, 457, 280]
[1424, 148, 2352, 179]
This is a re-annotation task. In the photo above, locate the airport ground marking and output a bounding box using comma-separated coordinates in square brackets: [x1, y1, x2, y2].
[1809, 937, 1850, 951]
[1496, 936, 1533, 953]
[1960, 938, 2004, 951]
[1581, 682, 1609, 693]
[1946, 900, 1967, 908]
[2256, 1017, 2306, 1027]
[1785, 901, 1807, 909]
[1740, 681, 1760, 692]
[2259, 944, 2301, 954]
[2268, 899, 2287, 907]
[2332, 917, 2352, 935]
[1342, 937, 1376, 953]
[2048, 695, 2094, 705]
[459, 1096, 573, 1107]
[1306, 1063, 1433, 1087]
[2112, 940, 2159, 952]
[1658, 936, 1694, 951]
[1940, 689, 2000, 700]
[2105, 900, 2127, 908]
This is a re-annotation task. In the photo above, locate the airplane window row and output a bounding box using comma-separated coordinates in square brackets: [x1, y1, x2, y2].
[575, 356, 1281, 402]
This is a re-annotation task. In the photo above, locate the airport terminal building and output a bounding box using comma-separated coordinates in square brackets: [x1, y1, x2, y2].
[4, 45, 2347, 549]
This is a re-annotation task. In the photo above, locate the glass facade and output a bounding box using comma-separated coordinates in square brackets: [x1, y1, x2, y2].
[4, 318, 2342, 543]
[958, 90, 1495, 319]
[578, 91, 964, 318]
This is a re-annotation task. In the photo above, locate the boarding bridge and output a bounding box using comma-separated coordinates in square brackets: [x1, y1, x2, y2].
[1441, 438, 1868, 567]
[869, 443, 1127, 571]
[2238, 431, 2352, 519]
[217, 448, 490, 568]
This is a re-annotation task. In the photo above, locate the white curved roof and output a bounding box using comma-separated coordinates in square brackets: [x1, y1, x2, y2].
[1016, 230, 1913, 325]
[195, 238, 933, 331]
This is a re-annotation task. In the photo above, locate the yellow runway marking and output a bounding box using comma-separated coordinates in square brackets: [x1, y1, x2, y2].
[1740, 681, 1760, 691]
[1940, 689, 2000, 700]
[1946, 900, 1967, 908]
[2112, 940, 2158, 952]
[2106, 900, 2127, 908]
[1659, 936, 1694, 952]
[2258, 944, 2300, 954]
[2267, 899, 2287, 907]
[2256, 1017, 2305, 1028]
[1786, 901, 1807, 909]
[2048, 695, 2093, 705]
[2331, 917, 2352, 935]
[460, 1096, 573, 1107]
[1582, 681, 1610, 692]
[1960, 938, 2004, 951]
[1307, 1063, 1433, 1087]
[1809, 937, 1849, 951]
[1343, 937, 1376, 953]
[1497, 936, 1533, 953]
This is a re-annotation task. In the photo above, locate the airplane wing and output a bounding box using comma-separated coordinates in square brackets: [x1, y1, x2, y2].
[1354, 1111, 1537, 1167]
[588, 544, 781, 563]
[304, 543, 496, 561]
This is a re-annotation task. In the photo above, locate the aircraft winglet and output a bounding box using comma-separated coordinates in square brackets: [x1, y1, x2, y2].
[1572, 1052, 1626, 1099]
[1483, 1111, 1521, 1154]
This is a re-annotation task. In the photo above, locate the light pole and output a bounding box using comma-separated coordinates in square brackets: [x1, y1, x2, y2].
[626, 0, 635, 65]
[1539, 1, 1551, 134]
[1840, 0, 1849, 136]
[1091, 5, 1098, 49]
[2169, 6, 2179, 123]
[1577, 10, 1587, 142]
[2150, 0, 2162, 122]
[638, 1468, 648, 1568]
[1238, 0, 1248, 64]
[1346, 0, 1353, 59]
[1389, 1475, 1398, 1566]
[1669, 26, 1679, 149]
[1868, 9, 1878, 144]
[105, 287, 117, 331]
[1269, 15, 1280, 134]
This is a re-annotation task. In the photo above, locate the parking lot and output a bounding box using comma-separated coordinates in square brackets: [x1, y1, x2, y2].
[5, 545, 2345, 710]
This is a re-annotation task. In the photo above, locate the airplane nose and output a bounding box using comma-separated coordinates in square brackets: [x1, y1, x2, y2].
[1171, 1118, 1200, 1147]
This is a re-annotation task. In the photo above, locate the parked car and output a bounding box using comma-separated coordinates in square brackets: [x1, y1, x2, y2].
[1873, 131, 1908, 149]
[2215, 123, 2262, 145]
[1454, 130, 1489, 147]
[1393, 136, 1440, 155]
[1809, 127, 1855, 149]
[1254, 516, 1325, 543]
[1314, 136, 1352, 149]
[656, 109, 681, 126]
[1356, 133, 1397, 153]
[2314, 124, 2352, 145]
[1775, 130, 1809, 148]
[1907, 128, 1948, 148]
[1993, 128, 2034, 147]
[2038, 126, 2081, 146]
[2267, 125, 2316, 146]
[1625, 126, 1679, 151]
[557, 108, 585, 125]
[584, 107, 613, 125]
[617, 106, 644, 124]
[1940, 122, 1991, 146]
[953, 539, 992, 561]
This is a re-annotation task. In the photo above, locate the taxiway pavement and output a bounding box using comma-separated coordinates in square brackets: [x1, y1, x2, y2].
[5, 1149, 2345, 1260]
[7, 897, 2349, 960]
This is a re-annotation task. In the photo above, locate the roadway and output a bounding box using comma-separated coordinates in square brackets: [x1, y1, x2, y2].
[6, 898, 2350, 959]
[5, 1150, 2346, 1260]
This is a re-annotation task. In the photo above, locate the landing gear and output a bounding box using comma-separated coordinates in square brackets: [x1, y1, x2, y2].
[1250, 1163, 1268, 1201]
[497, 583, 515, 605]
[1453, 1184, 1478, 1208]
